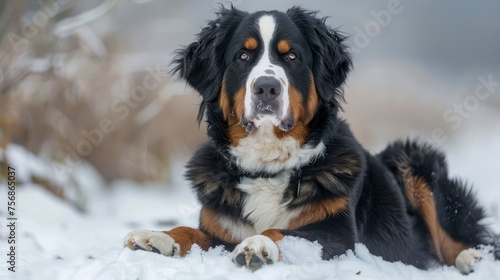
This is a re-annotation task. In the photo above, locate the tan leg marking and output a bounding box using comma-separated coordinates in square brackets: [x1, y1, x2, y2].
[401, 168, 469, 265]
[288, 197, 348, 229]
[200, 207, 240, 244]
[163, 226, 212, 256]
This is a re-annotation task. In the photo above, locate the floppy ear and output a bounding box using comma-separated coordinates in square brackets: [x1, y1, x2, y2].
[286, 7, 352, 110]
[171, 25, 218, 94]
[171, 7, 248, 122]
[171, 27, 218, 123]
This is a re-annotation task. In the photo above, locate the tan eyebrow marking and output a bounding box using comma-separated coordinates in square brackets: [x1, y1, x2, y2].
[277, 40, 291, 54]
[244, 37, 258, 50]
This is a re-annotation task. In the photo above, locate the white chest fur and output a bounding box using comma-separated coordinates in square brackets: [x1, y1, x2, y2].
[237, 173, 303, 234]
[230, 121, 325, 174]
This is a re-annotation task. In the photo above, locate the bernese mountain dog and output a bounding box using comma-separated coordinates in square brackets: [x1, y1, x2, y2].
[124, 6, 499, 273]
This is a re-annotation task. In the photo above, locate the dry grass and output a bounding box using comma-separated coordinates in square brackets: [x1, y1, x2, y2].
[0, 0, 206, 187]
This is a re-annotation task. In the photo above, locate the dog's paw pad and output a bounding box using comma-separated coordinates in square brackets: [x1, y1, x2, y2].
[232, 235, 279, 271]
[455, 248, 482, 274]
[123, 230, 180, 256]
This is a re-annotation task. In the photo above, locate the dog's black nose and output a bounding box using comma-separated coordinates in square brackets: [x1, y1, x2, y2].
[253, 76, 281, 100]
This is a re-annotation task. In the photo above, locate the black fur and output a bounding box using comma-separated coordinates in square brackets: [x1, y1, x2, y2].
[173, 6, 499, 270]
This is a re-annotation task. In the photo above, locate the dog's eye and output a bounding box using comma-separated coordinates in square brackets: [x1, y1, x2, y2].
[285, 52, 297, 61]
[239, 51, 249, 61]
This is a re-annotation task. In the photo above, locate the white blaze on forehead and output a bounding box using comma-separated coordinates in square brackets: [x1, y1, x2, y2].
[244, 14, 290, 121]
[258, 15, 275, 45]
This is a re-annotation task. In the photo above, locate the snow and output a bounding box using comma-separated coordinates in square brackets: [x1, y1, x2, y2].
[3, 143, 105, 211]
[4, 144, 58, 184]
[1, 142, 500, 279]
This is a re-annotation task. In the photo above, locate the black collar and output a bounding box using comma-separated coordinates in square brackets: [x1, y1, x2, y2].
[240, 168, 303, 199]
[220, 146, 304, 198]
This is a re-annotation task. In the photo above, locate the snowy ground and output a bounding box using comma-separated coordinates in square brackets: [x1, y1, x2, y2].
[1, 137, 500, 279]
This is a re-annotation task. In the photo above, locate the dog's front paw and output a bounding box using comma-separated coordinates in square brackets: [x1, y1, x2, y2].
[123, 230, 180, 257]
[232, 235, 280, 271]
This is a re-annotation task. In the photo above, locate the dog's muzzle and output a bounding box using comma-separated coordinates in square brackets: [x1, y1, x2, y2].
[242, 74, 293, 134]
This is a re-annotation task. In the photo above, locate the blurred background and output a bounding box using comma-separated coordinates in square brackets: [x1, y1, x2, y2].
[0, 0, 499, 212]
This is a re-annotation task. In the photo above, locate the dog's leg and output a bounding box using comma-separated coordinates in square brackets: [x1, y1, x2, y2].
[379, 140, 497, 273]
[123, 226, 212, 256]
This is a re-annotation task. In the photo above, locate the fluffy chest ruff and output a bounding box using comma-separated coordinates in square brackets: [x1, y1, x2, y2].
[230, 121, 325, 174]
